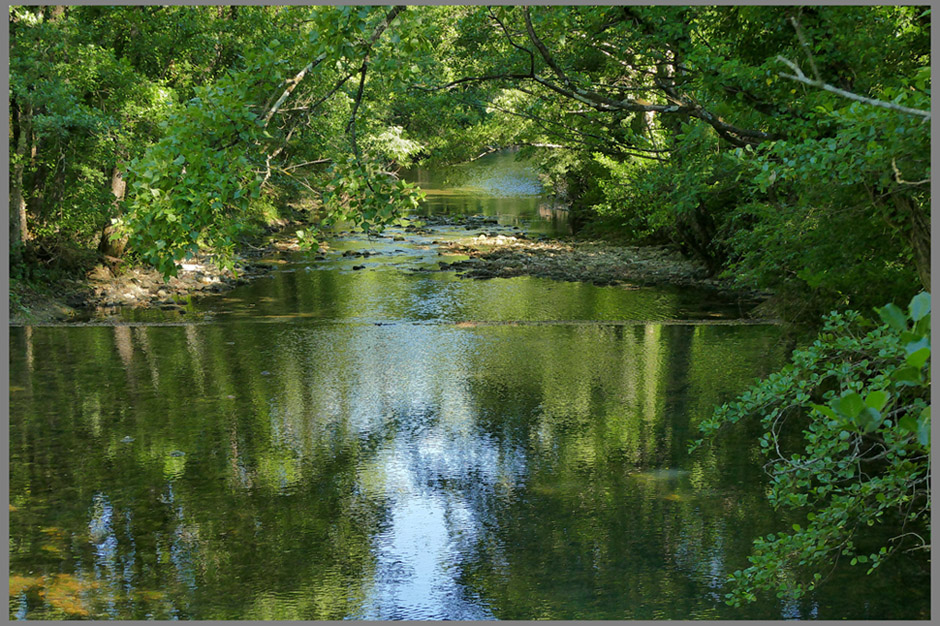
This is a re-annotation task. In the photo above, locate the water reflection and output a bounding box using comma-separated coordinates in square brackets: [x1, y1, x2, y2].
[11, 318, 927, 619]
[404, 151, 569, 235]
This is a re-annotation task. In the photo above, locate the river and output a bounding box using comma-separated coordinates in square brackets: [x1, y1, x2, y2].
[8, 152, 929, 619]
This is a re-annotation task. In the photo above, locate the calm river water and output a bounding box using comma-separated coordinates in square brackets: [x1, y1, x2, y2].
[8, 153, 929, 619]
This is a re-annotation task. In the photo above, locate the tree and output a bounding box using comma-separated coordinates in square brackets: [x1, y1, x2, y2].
[9, 6, 929, 317]
[115, 5, 428, 277]
[405, 5, 929, 315]
[9, 5, 220, 271]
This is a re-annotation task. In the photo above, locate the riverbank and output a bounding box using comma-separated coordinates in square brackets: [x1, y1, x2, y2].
[9, 256, 261, 326]
[427, 215, 767, 302]
[10, 213, 771, 326]
[8, 226, 332, 326]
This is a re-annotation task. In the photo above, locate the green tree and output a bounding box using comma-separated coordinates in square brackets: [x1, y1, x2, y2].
[116, 5, 428, 277]
[9, 5, 930, 316]
[409, 5, 929, 315]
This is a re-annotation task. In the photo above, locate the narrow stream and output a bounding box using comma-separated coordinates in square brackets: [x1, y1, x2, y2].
[8, 152, 929, 619]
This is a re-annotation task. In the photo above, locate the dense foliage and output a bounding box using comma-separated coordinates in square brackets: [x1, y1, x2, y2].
[407, 5, 930, 319]
[693, 292, 930, 604]
[9, 5, 427, 278]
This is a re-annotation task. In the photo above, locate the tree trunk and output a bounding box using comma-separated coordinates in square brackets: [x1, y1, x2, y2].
[10, 103, 31, 259]
[98, 163, 128, 259]
[27, 138, 49, 222]
[894, 194, 930, 290]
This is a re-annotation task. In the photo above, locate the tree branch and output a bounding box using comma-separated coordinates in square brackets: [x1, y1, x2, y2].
[346, 5, 406, 164]
[789, 16, 821, 82]
[891, 158, 930, 185]
[346, 60, 368, 160]
[777, 56, 931, 121]
[262, 6, 406, 131]
[488, 7, 535, 76]
[454, 93, 668, 161]
[261, 53, 327, 128]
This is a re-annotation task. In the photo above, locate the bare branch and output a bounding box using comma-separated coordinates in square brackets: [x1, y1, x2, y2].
[891, 158, 930, 186]
[777, 56, 931, 121]
[789, 17, 821, 82]
[282, 159, 332, 171]
[262, 54, 326, 128]
[467, 142, 568, 162]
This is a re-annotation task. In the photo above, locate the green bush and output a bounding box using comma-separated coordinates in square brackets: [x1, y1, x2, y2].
[692, 292, 930, 604]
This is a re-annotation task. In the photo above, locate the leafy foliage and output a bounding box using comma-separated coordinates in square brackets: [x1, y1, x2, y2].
[409, 5, 929, 316]
[692, 292, 930, 604]
[10, 5, 930, 306]
[118, 56, 273, 276]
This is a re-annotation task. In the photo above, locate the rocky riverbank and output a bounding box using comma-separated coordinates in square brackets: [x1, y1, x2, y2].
[10, 213, 769, 325]
[9, 233, 329, 326]
[433, 225, 760, 299]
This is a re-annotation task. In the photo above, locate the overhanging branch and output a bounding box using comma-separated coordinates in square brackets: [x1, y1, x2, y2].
[777, 56, 931, 121]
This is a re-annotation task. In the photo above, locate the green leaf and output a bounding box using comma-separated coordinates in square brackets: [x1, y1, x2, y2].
[892, 365, 924, 386]
[864, 391, 890, 412]
[904, 335, 930, 356]
[909, 292, 931, 322]
[833, 392, 864, 419]
[854, 407, 882, 433]
[905, 347, 930, 369]
[899, 415, 918, 433]
[877, 303, 908, 331]
[811, 403, 837, 420]
[917, 408, 930, 447]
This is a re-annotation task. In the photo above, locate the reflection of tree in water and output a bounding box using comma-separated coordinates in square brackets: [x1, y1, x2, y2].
[449, 324, 796, 619]
[9, 303, 919, 618]
[262, 326, 506, 619]
[9, 325, 384, 619]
